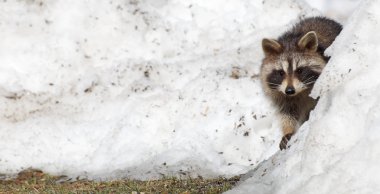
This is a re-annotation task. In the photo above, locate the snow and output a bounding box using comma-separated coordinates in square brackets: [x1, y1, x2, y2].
[304, 0, 361, 22]
[0, 0, 312, 180]
[227, 0, 380, 193]
[1, 0, 377, 193]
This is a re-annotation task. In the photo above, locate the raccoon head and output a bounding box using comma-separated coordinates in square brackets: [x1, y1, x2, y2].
[260, 31, 326, 96]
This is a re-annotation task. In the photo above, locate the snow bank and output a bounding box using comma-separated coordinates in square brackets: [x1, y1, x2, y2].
[227, 0, 380, 193]
[304, 0, 361, 22]
[0, 0, 315, 180]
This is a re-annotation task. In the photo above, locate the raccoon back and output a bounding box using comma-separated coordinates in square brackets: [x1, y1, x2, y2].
[278, 17, 342, 54]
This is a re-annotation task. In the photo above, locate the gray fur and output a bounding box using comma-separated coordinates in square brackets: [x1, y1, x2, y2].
[260, 17, 342, 150]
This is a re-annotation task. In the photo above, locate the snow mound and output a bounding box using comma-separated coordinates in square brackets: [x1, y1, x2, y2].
[226, 0, 380, 193]
[0, 0, 315, 180]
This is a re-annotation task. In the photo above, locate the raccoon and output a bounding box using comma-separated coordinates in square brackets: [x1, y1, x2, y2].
[260, 17, 342, 150]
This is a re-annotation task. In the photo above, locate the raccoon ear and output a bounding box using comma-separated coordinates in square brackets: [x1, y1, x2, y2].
[262, 39, 282, 56]
[298, 31, 318, 52]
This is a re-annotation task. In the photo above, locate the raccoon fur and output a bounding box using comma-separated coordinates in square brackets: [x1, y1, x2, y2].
[260, 17, 342, 150]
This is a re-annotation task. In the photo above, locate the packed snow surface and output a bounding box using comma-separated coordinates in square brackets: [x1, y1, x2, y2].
[227, 0, 380, 193]
[0, 0, 316, 180]
[1, 1, 376, 193]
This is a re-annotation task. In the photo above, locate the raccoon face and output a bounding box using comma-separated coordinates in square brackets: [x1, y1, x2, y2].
[263, 54, 325, 96]
[261, 31, 326, 96]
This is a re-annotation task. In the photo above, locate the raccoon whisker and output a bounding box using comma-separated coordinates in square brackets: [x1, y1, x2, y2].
[304, 80, 316, 85]
[266, 82, 280, 86]
[267, 82, 280, 90]
[305, 81, 316, 85]
[303, 76, 316, 83]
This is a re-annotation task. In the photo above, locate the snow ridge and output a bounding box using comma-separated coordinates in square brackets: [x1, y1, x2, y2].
[227, 0, 380, 193]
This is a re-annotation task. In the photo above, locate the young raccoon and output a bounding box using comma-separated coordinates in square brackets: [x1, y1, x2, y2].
[260, 17, 342, 150]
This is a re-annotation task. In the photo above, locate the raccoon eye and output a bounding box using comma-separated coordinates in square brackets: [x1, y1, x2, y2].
[278, 70, 285, 76]
[296, 68, 303, 74]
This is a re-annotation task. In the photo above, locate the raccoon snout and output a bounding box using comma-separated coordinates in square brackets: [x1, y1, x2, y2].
[285, 86, 296, 95]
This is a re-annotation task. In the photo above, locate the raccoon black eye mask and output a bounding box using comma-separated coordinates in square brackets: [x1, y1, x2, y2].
[259, 17, 342, 150]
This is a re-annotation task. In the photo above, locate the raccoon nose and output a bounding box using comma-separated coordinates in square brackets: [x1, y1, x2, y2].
[285, 86, 295, 95]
